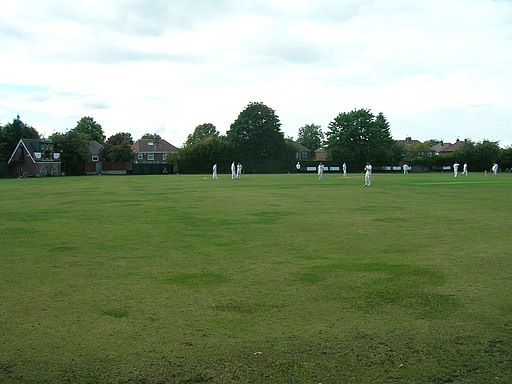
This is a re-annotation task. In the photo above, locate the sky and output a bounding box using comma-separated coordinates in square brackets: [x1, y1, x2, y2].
[1, 0, 512, 147]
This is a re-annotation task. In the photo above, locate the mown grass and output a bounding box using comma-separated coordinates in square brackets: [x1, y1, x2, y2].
[0, 172, 511, 383]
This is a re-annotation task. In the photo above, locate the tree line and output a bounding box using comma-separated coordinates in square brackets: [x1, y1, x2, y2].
[1, 103, 511, 176]
[175, 103, 405, 173]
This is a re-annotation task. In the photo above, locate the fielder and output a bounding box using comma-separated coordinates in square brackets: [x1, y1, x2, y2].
[231, 161, 236, 180]
[364, 162, 372, 186]
[318, 163, 324, 180]
[453, 162, 460, 177]
[403, 163, 409, 174]
[492, 163, 499, 176]
[343, 162, 347, 177]
[212, 163, 218, 180]
[462, 162, 468, 176]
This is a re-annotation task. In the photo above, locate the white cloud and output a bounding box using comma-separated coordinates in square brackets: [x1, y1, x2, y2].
[1, 0, 512, 147]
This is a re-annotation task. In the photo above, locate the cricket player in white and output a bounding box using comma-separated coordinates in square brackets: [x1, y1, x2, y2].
[492, 163, 499, 176]
[453, 162, 460, 177]
[403, 163, 409, 174]
[318, 163, 324, 180]
[343, 162, 347, 177]
[462, 163, 468, 176]
[212, 163, 218, 179]
[231, 161, 236, 180]
[296, 162, 301, 173]
[364, 162, 372, 186]
[236, 163, 242, 179]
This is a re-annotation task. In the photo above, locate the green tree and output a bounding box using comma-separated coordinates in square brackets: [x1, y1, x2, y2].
[184, 123, 220, 147]
[297, 123, 323, 151]
[226, 102, 287, 172]
[74, 116, 105, 144]
[501, 146, 512, 170]
[51, 130, 89, 176]
[176, 136, 233, 173]
[370, 112, 403, 164]
[325, 109, 400, 169]
[474, 140, 502, 171]
[450, 140, 501, 171]
[141, 133, 161, 140]
[102, 132, 135, 162]
[0, 115, 40, 161]
[404, 141, 432, 163]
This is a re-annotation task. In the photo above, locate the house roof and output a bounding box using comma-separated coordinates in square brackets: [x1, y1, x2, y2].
[431, 142, 452, 153]
[397, 137, 422, 147]
[131, 139, 178, 153]
[286, 139, 312, 152]
[89, 140, 104, 155]
[443, 139, 465, 153]
[430, 139, 466, 154]
[7, 138, 41, 164]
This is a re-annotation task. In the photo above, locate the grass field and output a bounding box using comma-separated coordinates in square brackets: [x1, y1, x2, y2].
[0, 172, 511, 383]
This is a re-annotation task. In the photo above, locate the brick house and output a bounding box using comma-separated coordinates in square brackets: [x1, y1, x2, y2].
[286, 139, 313, 161]
[431, 139, 466, 156]
[8, 138, 61, 177]
[315, 148, 326, 161]
[397, 136, 422, 150]
[131, 138, 178, 164]
[85, 140, 104, 174]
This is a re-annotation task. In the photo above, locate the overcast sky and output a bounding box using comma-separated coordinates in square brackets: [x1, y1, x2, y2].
[1, 0, 511, 147]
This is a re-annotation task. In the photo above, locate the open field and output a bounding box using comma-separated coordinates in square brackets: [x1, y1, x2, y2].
[0, 172, 511, 383]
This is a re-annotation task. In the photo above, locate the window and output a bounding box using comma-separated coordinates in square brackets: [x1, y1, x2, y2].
[92, 155, 99, 162]
[137, 153, 143, 160]
[147, 153, 155, 161]
[162, 153, 168, 161]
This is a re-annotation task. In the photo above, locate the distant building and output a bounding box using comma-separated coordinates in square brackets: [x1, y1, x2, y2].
[131, 138, 178, 164]
[286, 139, 313, 161]
[431, 139, 466, 156]
[86, 140, 104, 174]
[8, 138, 61, 177]
[397, 136, 422, 149]
[315, 148, 326, 161]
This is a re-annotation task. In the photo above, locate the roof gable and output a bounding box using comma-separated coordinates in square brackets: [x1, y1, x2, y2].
[8, 138, 60, 164]
[444, 139, 465, 152]
[7, 139, 38, 164]
[132, 139, 178, 153]
[89, 140, 104, 155]
[431, 142, 452, 152]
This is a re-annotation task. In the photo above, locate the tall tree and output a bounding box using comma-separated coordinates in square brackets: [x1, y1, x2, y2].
[325, 109, 400, 168]
[297, 123, 323, 151]
[0, 115, 40, 161]
[51, 130, 89, 176]
[226, 102, 287, 172]
[102, 132, 135, 162]
[184, 123, 220, 147]
[371, 112, 404, 164]
[474, 140, 502, 171]
[74, 116, 105, 144]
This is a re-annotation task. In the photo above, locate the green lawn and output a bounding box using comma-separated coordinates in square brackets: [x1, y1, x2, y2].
[0, 172, 511, 383]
